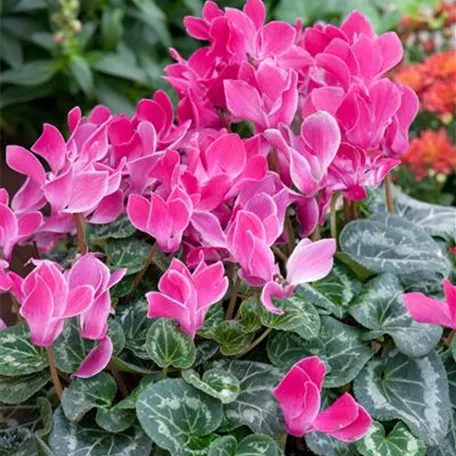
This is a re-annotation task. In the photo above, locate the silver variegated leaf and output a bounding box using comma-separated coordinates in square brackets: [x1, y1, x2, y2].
[50, 408, 151, 456]
[239, 297, 263, 333]
[297, 263, 362, 318]
[96, 406, 136, 433]
[349, 274, 442, 357]
[354, 348, 450, 446]
[88, 215, 136, 242]
[356, 421, 426, 456]
[182, 368, 240, 404]
[0, 371, 50, 404]
[209, 435, 280, 456]
[213, 321, 254, 356]
[145, 318, 196, 368]
[305, 432, 357, 456]
[0, 323, 48, 376]
[53, 318, 125, 373]
[427, 355, 456, 456]
[340, 214, 451, 289]
[136, 378, 223, 455]
[208, 435, 237, 456]
[105, 238, 152, 275]
[117, 374, 164, 410]
[211, 360, 285, 438]
[261, 294, 321, 340]
[61, 372, 117, 421]
[194, 339, 219, 367]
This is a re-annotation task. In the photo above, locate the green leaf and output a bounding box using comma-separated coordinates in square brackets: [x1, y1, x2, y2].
[309, 316, 373, 387]
[53, 318, 124, 374]
[106, 238, 152, 275]
[209, 436, 237, 456]
[69, 55, 95, 97]
[0, 82, 54, 109]
[340, 214, 451, 289]
[0, 60, 60, 86]
[198, 302, 225, 339]
[101, 9, 124, 50]
[349, 273, 442, 357]
[49, 408, 152, 456]
[145, 319, 196, 368]
[213, 321, 254, 356]
[183, 368, 240, 404]
[92, 53, 147, 84]
[356, 421, 426, 456]
[0, 29, 23, 68]
[211, 360, 284, 438]
[0, 323, 48, 376]
[119, 298, 152, 359]
[239, 297, 263, 333]
[36, 397, 53, 437]
[96, 406, 136, 433]
[136, 378, 223, 454]
[267, 330, 314, 369]
[354, 348, 450, 446]
[88, 216, 136, 243]
[297, 263, 362, 318]
[116, 374, 164, 411]
[427, 355, 456, 455]
[61, 372, 117, 422]
[194, 339, 219, 367]
[261, 294, 321, 340]
[95, 77, 135, 116]
[0, 371, 50, 404]
[236, 435, 280, 456]
[306, 432, 357, 456]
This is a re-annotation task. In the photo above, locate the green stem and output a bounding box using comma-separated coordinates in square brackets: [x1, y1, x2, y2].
[385, 174, 394, 214]
[226, 273, 241, 320]
[236, 327, 272, 358]
[330, 192, 340, 243]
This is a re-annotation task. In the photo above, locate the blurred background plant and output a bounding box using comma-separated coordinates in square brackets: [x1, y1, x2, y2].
[1, 0, 455, 201]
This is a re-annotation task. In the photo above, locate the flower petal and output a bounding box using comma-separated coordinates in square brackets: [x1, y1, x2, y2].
[75, 336, 113, 378]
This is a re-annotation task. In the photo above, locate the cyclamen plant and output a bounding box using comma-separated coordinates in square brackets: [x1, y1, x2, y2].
[0, 1, 455, 455]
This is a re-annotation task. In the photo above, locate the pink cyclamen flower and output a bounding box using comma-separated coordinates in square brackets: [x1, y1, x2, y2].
[0, 260, 12, 293]
[67, 254, 126, 340]
[274, 356, 371, 441]
[0, 189, 43, 260]
[127, 187, 193, 253]
[403, 280, 456, 329]
[146, 258, 228, 338]
[18, 260, 94, 347]
[261, 238, 336, 313]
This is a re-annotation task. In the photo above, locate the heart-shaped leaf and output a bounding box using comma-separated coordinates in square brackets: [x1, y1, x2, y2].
[208, 434, 280, 456]
[213, 321, 254, 356]
[50, 408, 151, 456]
[88, 216, 136, 242]
[61, 372, 117, 421]
[0, 371, 50, 404]
[145, 318, 196, 368]
[194, 340, 219, 367]
[354, 348, 450, 446]
[0, 323, 48, 376]
[106, 238, 152, 275]
[96, 406, 136, 433]
[297, 263, 362, 318]
[211, 360, 284, 438]
[349, 274, 442, 357]
[239, 297, 263, 333]
[340, 214, 451, 289]
[198, 303, 225, 339]
[305, 432, 357, 456]
[119, 298, 152, 359]
[136, 378, 223, 454]
[53, 318, 125, 374]
[356, 421, 426, 456]
[261, 294, 320, 340]
[183, 368, 240, 404]
[209, 435, 238, 456]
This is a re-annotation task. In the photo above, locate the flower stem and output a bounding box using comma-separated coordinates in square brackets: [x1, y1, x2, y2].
[385, 174, 394, 214]
[236, 327, 272, 358]
[47, 347, 63, 399]
[73, 213, 88, 254]
[108, 362, 129, 397]
[226, 273, 241, 320]
[272, 246, 288, 263]
[343, 197, 351, 225]
[279, 433, 288, 451]
[330, 192, 339, 243]
[285, 212, 296, 254]
[128, 243, 157, 299]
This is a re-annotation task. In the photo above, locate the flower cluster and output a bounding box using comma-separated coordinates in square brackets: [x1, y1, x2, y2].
[0, 0, 418, 442]
[401, 128, 456, 180]
[395, 50, 456, 117]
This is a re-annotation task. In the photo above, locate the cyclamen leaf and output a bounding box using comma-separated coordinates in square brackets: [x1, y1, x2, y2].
[182, 368, 240, 404]
[211, 360, 285, 438]
[198, 302, 225, 339]
[208, 435, 237, 456]
[0, 371, 50, 404]
[106, 238, 152, 275]
[340, 214, 451, 289]
[354, 348, 450, 446]
[0, 323, 48, 376]
[297, 263, 362, 318]
[194, 339, 219, 367]
[239, 297, 263, 333]
[356, 421, 426, 456]
[235, 435, 280, 456]
[88, 216, 136, 242]
[136, 378, 223, 454]
[50, 408, 152, 456]
[349, 273, 442, 357]
[261, 294, 321, 340]
[305, 432, 357, 456]
[96, 406, 136, 433]
[61, 372, 117, 422]
[145, 319, 196, 368]
[213, 321, 254, 356]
